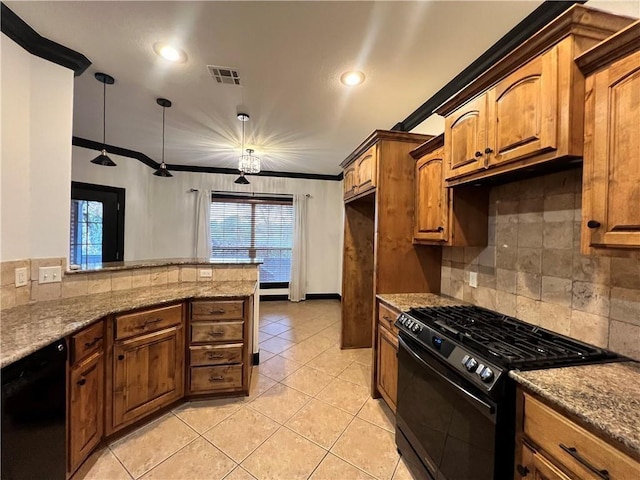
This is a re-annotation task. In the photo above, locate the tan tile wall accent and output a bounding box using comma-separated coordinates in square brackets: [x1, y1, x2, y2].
[0, 260, 259, 308]
[441, 169, 640, 361]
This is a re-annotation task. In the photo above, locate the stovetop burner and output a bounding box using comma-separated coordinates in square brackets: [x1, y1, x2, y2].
[407, 305, 618, 370]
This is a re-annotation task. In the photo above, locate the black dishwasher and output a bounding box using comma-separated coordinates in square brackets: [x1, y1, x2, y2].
[1, 339, 67, 480]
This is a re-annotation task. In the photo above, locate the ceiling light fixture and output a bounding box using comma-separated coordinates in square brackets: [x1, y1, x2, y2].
[154, 98, 173, 177]
[340, 71, 365, 86]
[153, 43, 187, 63]
[91, 72, 117, 166]
[234, 113, 260, 183]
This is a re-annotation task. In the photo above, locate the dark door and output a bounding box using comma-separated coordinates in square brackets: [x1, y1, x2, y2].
[71, 182, 125, 268]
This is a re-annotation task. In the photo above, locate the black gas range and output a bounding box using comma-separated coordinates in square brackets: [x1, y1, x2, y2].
[394, 305, 622, 480]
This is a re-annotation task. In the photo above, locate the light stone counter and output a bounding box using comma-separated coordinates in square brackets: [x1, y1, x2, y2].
[376, 293, 465, 312]
[510, 362, 640, 461]
[0, 281, 256, 368]
[67, 257, 262, 273]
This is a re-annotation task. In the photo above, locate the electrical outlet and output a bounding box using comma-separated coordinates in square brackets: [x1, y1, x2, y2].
[15, 267, 28, 287]
[469, 271, 478, 288]
[199, 269, 213, 278]
[39, 266, 62, 284]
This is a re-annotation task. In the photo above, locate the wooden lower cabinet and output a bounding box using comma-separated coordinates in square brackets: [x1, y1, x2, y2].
[112, 324, 184, 430]
[519, 443, 571, 480]
[517, 390, 640, 480]
[68, 350, 104, 475]
[376, 326, 398, 412]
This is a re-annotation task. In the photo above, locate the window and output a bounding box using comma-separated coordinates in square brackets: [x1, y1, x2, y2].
[210, 194, 293, 285]
[70, 182, 125, 269]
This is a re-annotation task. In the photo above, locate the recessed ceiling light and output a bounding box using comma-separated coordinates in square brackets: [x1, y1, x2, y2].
[340, 71, 365, 86]
[153, 43, 187, 63]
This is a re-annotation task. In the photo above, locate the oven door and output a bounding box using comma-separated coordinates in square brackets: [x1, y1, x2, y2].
[396, 334, 498, 480]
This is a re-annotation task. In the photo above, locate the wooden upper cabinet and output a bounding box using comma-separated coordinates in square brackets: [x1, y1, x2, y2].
[445, 94, 487, 179]
[355, 145, 377, 194]
[578, 21, 640, 253]
[341, 143, 378, 202]
[437, 5, 634, 185]
[486, 47, 558, 168]
[343, 165, 356, 200]
[415, 146, 448, 242]
[412, 135, 489, 246]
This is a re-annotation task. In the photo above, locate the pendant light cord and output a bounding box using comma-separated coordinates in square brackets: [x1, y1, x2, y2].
[102, 80, 107, 147]
[162, 106, 166, 164]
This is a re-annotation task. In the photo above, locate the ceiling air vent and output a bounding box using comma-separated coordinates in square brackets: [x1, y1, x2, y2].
[207, 66, 241, 85]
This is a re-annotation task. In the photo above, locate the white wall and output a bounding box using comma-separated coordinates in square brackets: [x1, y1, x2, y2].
[72, 147, 153, 261]
[71, 151, 344, 294]
[1, 34, 74, 262]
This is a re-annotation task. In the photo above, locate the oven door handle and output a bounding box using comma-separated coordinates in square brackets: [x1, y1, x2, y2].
[398, 336, 495, 415]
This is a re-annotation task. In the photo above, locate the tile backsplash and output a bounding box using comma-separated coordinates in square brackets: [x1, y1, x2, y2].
[441, 168, 640, 361]
[0, 259, 258, 309]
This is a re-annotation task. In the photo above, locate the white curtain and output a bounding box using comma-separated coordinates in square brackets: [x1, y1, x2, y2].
[194, 189, 211, 258]
[289, 193, 308, 302]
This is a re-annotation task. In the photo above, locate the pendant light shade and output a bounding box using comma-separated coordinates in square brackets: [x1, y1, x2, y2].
[154, 98, 173, 178]
[91, 72, 116, 166]
[234, 172, 250, 184]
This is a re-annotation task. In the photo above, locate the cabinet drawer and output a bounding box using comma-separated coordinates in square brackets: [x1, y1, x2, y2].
[524, 393, 639, 479]
[191, 300, 244, 322]
[191, 321, 244, 343]
[115, 304, 182, 340]
[71, 321, 104, 364]
[190, 365, 242, 392]
[378, 303, 399, 336]
[189, 345, 243, 366]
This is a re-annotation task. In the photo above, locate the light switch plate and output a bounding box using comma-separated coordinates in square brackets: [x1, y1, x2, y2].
[469, 271, 478, 288]
[15, 267, 28, 287]
[39, 266, 62, 284]
[199, 269, 213, 278]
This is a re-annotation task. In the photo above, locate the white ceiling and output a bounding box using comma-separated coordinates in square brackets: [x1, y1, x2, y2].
[7, 1, 634, 175]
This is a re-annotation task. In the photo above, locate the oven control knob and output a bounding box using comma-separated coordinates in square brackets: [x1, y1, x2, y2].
[411, 324, 421, 333]
[480, 368, 494, 383]
[465, 358, 478, 372]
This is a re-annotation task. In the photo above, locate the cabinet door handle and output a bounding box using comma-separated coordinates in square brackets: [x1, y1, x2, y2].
[474, 151, 483, 158]
[77, 378, 87, 386]
[207, 352, 224, 360]
[587, 220, 601, 229]
[208, 376, 224, 382]
[382, 315, 393, 323]
[209, 309, 225, 314]
[437, 226, 444, 232]
[484, 147, 493, 154]
[559, 444, 610, 480]
[208, 330, 225, 337]
[84, 336, 103, 348]
[516, 465, 529, 477]
[117, 354, 125, 360]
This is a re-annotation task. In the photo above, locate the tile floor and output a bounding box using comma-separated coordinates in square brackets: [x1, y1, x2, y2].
[74, 300, 416, 480]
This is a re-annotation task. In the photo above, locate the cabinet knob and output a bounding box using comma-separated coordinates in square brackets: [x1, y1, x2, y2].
[484, 147, 493, 154]
[77, 378, 87, 386]
[516, 465, 529, 477]
[474, 151, 483, 158]
[118, 354, 125, 360]
[587, 220, 601, 229]
[437, 226, 444, 232]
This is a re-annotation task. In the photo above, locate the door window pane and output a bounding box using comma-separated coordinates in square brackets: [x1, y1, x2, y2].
[70, 200, 103, 268]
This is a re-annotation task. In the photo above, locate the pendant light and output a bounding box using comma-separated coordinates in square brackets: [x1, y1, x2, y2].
[91, 72, 117, 166]
[154, 98, 173, 177]
[234, 112, 260, 183]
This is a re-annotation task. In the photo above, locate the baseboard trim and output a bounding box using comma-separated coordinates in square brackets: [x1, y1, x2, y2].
[259, 293, 341, 301]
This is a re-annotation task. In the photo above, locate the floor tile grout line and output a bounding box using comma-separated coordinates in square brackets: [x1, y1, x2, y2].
[131, 435, 207, 480]
[106, 444, 137, 480]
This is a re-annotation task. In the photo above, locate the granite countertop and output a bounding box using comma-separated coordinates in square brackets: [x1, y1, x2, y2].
[510, 362, 640, 461]
[0, 281, 257, 368]
[67, 257, 263, 273]
[376, 293, 465, 312]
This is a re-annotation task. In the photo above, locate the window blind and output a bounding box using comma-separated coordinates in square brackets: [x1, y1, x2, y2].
[210, 195, 293, 283]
